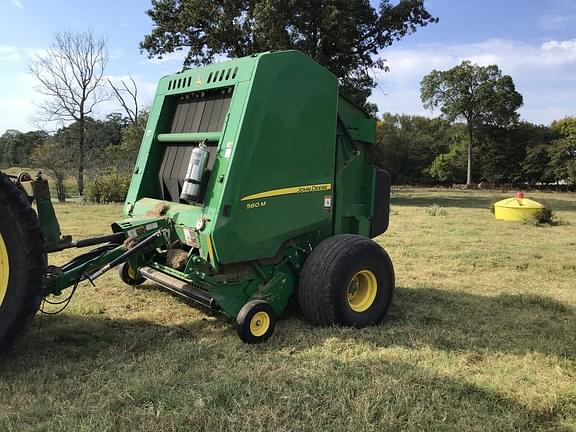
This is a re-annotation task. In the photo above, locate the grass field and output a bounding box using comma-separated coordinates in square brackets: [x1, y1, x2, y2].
[1, 189, 575, 431]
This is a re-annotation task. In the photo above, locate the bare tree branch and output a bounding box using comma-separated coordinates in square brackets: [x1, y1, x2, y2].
[29, 30, 109, 195]
[108, 75, 139, 124]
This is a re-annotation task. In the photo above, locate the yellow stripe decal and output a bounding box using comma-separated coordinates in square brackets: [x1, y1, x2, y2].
[241, 183, 332, 201]
[206, 234, 216, 264]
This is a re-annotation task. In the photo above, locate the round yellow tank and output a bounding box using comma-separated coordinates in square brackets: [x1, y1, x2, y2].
[494, 192, 544, 221]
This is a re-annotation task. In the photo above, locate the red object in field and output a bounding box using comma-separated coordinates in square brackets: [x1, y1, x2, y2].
[515, 191, 525, 199]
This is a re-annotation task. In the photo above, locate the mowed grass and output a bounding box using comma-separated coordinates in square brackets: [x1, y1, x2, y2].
[1, 189, 576, 431]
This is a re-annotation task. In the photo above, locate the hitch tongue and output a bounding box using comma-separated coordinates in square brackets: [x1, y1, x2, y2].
[86, 230, 167, 282]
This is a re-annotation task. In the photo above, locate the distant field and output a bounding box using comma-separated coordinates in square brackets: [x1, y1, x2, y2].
[1, 189, 575, 431]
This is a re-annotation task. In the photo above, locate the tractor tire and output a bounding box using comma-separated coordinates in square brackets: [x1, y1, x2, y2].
[298, 234, 394, 327]
[0, 173, 46, 351]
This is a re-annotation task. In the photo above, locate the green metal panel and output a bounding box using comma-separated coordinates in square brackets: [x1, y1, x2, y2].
[124, 51, 338, 265]
[332, 96, 377, 237]
[211, 51, 338, 263]
[122, 50, 380, 270]
[123, 54, 259, 217]
[337, 95, 376, 146]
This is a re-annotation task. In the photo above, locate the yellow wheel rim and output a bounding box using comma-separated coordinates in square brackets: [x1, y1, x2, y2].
[128, 266, 137, 280]
[347, 270, 378, 313]
[0, 233, 9, 306]
[249, 311, 270, 337]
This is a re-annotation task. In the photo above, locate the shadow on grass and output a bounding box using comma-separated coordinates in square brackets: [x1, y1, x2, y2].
[0, 313, 232, 376]
[280, 287, 576, 360]
[1, 287, 575, 430]
[392, 193, 576, 212]
[391, 194, 493, 210]
[388, 287, 576, 359]
[4, 286, 575, 366]
[1, 295, 570, 431]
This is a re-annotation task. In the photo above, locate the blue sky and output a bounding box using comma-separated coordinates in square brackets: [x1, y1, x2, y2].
[0, 0, 575, 133]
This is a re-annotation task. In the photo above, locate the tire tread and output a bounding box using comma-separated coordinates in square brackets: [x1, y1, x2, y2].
[0, 173, 46, 351]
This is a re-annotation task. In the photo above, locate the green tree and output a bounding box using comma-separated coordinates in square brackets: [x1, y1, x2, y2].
[475, 122, 553, 186]
[427, 127, 468, 184]
[106, 110, 149, 174]
[50, 115, 127, 176]
[140, 0, 437, 112]
[548, 117, 576, 186]
[522, 143, 554, 186]
[420, 61, 523, 186]
[0, 130, 47, 168]
[32, 138, 71, 202]
[374, 114, 453, 184]
[120, 110, 148, 154]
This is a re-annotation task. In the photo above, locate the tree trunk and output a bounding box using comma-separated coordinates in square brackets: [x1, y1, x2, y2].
[466, 122, 473, 186]
[78, 116, 85, 196]
[56, 180, 66, 202]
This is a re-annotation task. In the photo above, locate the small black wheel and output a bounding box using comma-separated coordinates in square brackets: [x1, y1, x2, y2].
[118, 262, 145, 286]
[236, 300, 277, 344]
[298, 234, 394, 328]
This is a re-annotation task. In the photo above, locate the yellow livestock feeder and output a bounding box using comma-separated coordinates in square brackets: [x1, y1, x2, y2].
[494, 192, 544, 221]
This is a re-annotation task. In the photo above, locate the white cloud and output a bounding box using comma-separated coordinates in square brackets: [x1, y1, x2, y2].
[11, 0, 23, 8]
[372, 38, 576, 125]
[539, 39, 576, 65]
[0, 73, 44, 133]
[542, 40, 576, 51]
[0, 46, 21, 62]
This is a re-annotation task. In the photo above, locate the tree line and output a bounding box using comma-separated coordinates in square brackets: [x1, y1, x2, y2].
[5, 108, 573, 197]
[374, 114, 575, 188]
[2, 1, 574, 200]
[0, 112, 147, 201]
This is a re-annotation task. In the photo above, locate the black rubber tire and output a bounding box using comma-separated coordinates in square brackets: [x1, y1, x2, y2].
[236, 300, 277, 344]
[298, 234, 394, 327]
[0, 173, 47, 351]
[118, 262, 145, 286]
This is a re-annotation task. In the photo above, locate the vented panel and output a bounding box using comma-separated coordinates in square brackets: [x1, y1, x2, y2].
[167, 67, 238, 91]
[170, 87, 233, 134]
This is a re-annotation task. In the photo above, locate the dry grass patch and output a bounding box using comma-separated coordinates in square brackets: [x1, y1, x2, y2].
[1, 190, 575, 431]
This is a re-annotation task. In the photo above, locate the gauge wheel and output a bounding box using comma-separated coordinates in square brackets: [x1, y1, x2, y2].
[236, 300, 277, 344]
[118, 262, 145, 286]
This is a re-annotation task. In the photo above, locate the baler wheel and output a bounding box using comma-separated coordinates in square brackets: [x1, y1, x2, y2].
[118, 262, 145, 286]
[298, 234, 394, 327]
[0, 173, 47, 351]
[236, 300, 277, 344]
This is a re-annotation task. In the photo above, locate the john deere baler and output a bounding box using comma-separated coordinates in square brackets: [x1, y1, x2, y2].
[0, 50, 393, 346]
